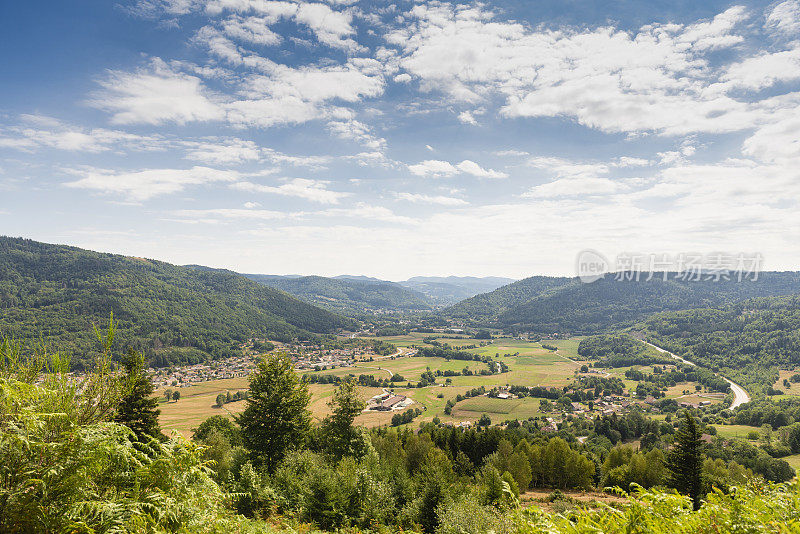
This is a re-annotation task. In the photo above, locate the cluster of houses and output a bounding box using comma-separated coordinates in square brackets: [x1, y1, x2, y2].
[367, 391, 414, 411]
[147, 355, 255, 389]
[287, 340, 387, 370]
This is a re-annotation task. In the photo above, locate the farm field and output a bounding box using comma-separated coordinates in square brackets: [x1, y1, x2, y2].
[714, 424, 762, 440]
[155, 377, 249, 438]
[155, 335, 711, 434]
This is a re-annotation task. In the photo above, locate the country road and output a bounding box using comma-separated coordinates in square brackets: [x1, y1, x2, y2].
[643, 341, 751, 409]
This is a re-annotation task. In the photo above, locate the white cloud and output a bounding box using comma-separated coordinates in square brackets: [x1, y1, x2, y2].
[327, 120, 387, 151]
[220, 15, 282, 45]
[721, 48, 800, 91]
[766, 0, 800, 35]
[0, 115, 163, 153]
[456, 159, 507, 178]
[408, 159, 459, 177]
[183, 138, 263, 165]
[494, 149, 529, 157]
[527, 156, 609, 179]
[395, 192, 468, 206]
[522, 176, 625, 198]
[232, 177, 350, 204]
[91, 59, 224, 125]
[318, 202, 418, 224]
[243, 201, 261, 208]
[63, 166, 238, 201]
[614, 156, 652, 167]
[204, 0, 363, 51]
[388, 4, 771, 136]
[174, 207, 285, 221]
[457, 111, 477, 125]
[408, 159, 507, 178]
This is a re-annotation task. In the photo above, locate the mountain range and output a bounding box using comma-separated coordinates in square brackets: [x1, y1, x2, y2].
[443, 272, 800, 333]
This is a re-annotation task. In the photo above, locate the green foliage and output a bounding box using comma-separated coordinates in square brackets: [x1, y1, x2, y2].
[319, 378, 368, 460]
[0, 337, 270, 533]
[238, 353, 312, 471]
[645, 296, 800, 395]
[0, 237, 353, 370]
[444, 272, 800, 333]
[666, 413, 704, 510]
[114, 347, 163, 441]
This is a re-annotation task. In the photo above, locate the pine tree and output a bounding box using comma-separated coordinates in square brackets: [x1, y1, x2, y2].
[114, 349, 162, 441]
[237, 353, 312, 471]
[666, 412, 704, 510]
[320, 377, 367, 460]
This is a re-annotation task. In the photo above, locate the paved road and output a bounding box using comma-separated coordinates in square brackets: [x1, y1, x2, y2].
[643, 341, 751, 409]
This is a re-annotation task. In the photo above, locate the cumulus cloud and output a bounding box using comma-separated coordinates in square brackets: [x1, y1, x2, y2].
[408, 159, 507, 178]
[766, 0, 800, 35]
[408, 159, 459, 177]
[90, 59, 224, 125]
[386, 4, 780, 136]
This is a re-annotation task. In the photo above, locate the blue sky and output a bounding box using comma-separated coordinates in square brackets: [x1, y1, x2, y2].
[1, 0, 799, 279]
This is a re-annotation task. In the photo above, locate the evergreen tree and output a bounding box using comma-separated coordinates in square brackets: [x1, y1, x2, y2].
[320, 377, 367, 460]
[114, 349, 162, 441]
[237, 353, 312, 471]
[666, 412, 704, 510]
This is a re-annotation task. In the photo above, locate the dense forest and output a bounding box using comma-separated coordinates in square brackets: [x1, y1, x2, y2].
[643, 296, 800, 396]
[0, 237, 354, 369]
[444, 273, 800, 334]
[244, 273, 435, 315]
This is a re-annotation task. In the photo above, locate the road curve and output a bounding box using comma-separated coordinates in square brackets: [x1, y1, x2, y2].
[643, 341, 751, 409]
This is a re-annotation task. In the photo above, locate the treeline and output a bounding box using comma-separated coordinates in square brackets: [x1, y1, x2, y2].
[578, 334, 674, 367]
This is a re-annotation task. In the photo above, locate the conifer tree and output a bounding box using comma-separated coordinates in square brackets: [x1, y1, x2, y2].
[114, 349, 162, 441]
[320, 377, 366, 460]
[666, 412, 704, 510]
[237, 353, 312, 471]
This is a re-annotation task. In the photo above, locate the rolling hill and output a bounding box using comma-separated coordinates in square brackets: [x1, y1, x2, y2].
[0, 236, 354, 369]
[243, 274, 434, 315]
[444, 272, 800, 333]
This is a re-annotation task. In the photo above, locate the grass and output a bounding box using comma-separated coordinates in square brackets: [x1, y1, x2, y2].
[155, 377, 250, 439]
[451, 395, 546, 421]
[714, 424, 761, 440]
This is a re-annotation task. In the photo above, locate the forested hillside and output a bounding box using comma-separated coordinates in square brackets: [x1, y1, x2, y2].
[445, 273, 800, 333]
[0, 237, 354, 369]
[244, 274, 434, 315]
[643, 296, 800, 396]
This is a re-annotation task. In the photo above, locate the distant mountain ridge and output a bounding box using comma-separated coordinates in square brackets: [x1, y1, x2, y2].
[443, 272, 800, 333]
[243, 274, 433, 315]
[242, 274, 518, 312]
[0, 237, 353, 370]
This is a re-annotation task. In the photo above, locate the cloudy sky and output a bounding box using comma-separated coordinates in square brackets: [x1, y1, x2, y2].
[1, 0, 799, 279]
